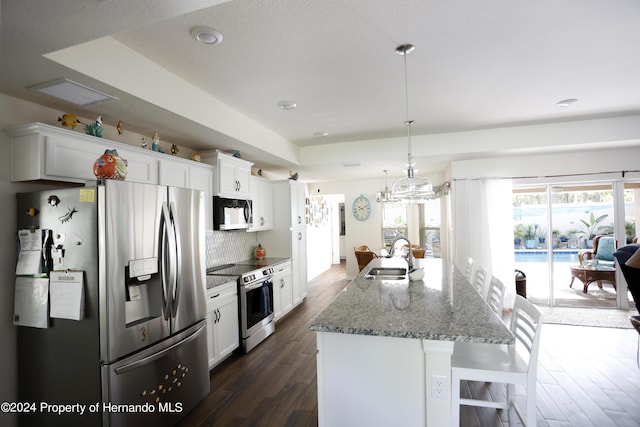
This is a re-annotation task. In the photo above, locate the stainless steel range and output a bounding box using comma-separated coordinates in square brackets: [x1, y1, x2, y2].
[207, 259, 287, 353]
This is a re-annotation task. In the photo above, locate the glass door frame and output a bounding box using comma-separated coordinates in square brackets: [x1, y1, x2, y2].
[515, 180, 631, 309]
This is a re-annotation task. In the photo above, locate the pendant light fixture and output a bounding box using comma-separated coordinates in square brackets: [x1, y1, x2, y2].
[390, 43, 434, 204]
[376, 170, 395, 203]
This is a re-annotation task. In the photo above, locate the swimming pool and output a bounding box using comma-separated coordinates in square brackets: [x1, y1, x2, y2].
[514, 250, 579, 263]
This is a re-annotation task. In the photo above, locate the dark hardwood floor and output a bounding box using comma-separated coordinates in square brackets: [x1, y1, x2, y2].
[179, 261, 640, 427]
[178, 262, 349, 427]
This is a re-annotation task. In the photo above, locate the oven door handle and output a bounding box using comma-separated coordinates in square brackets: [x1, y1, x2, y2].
[244, 278, 273, 291]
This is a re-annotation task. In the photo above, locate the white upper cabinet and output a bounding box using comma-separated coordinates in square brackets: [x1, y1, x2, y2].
[289, 180, 307, 228]
[203, 151, 253, 199]
[8, 123, 158, 184]
[248, 176, 273, 231]
[7, 123, 215, 229]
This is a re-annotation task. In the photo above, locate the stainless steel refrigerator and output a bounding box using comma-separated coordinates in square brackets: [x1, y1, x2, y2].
[15, 180, 209, 427]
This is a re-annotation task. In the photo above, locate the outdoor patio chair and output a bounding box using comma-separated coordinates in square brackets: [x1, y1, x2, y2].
[578, 235, 616, 268]
[451, 296, 543, 426]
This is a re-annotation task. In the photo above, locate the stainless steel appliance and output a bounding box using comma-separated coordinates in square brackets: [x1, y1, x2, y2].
[212, 196, 252, 230]
[15, 180, 209, 427]
[207, 259, 283, 353]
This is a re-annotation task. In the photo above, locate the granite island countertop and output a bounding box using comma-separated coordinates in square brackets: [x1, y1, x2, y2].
[309, 257, 514, 344]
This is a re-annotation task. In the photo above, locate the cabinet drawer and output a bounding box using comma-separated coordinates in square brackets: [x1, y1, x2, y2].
[206, 280, 237, 300]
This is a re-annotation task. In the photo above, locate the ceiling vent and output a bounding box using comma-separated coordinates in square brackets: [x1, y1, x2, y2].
[29, 78, 118, 106]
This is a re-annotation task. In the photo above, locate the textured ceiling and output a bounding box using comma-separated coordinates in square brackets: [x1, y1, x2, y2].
[2, 0, 640, 182]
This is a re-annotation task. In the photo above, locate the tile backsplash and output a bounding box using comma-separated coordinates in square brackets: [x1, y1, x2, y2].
[205, 230, 258, 268]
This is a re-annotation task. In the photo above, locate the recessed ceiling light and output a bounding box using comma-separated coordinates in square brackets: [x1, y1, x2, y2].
[29, 78, 117, 106]
[556, 98, 578, 107]
[278, 101, 297, 111]
[191, 26, 223, 45]
[315, 132, 329, 138]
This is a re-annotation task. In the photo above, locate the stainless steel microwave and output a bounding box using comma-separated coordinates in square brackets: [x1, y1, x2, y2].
[213, 197, 252, 230]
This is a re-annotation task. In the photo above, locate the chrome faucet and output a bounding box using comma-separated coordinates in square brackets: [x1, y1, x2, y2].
[390, 236, 413, 270]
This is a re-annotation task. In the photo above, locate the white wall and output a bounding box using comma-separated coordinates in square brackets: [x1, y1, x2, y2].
[305, 193, 345, 282]
[450, 147, 640, 182]
[308, 173, 446, 279]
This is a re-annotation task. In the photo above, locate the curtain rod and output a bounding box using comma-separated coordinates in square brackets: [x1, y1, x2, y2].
[452, 169, 640, 182]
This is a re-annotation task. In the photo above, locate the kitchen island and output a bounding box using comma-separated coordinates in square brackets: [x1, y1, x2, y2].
[309, 257, 513, 427]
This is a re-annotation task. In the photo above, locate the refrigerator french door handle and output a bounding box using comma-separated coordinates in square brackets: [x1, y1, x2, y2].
[160, 202, 175, 320]
[169, 201, 181, 317]
[114, 323, 206, 375]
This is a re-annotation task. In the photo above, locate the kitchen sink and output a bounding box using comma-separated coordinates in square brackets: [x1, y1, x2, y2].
[363, 267, 407, 280]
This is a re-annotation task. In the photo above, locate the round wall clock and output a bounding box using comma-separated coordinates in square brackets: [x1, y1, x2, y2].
[352, 194, 371, 221]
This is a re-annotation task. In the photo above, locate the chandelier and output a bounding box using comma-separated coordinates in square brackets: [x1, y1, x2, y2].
[376, 170, 394, 203]
[389, 43, 435, 204]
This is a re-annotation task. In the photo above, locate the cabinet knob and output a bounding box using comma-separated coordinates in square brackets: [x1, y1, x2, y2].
[260, 217, 265, 226]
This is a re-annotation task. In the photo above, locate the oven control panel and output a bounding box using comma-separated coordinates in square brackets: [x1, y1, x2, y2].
[242, 266, 274, 285]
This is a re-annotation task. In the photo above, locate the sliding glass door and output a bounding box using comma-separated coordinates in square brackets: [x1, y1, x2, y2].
[513, 182, 636, 309]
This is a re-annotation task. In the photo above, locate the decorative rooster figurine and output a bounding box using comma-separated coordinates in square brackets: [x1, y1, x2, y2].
[84, 115, 104, 138]
[93, 149, 127, 180]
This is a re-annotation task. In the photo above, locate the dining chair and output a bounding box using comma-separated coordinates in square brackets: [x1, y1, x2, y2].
[486, 276, 506, 318]
[354, 247, 378, 272]
[451, 295, 543, 426]
[472, 266, 489, 299]
[464, 257, 474, 282]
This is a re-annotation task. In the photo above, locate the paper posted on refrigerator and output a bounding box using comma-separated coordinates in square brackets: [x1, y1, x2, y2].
[16, 228, 41, 275]
[49, 271, 84, 321]
[13, 277, 49, 328]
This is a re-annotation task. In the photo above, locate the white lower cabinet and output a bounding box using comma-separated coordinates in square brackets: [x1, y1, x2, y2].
[206, 280, 239, 370]
[273, 261, 293, 321]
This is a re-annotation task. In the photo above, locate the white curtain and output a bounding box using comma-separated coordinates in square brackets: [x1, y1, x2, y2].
[453, 178, 516, 308]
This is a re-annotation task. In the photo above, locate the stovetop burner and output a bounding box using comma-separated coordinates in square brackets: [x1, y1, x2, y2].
[206, 260, 284, 285]
[206, 264, 255, 277]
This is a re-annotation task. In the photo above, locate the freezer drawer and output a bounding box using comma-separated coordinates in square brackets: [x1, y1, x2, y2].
[102, 321, 209, 427]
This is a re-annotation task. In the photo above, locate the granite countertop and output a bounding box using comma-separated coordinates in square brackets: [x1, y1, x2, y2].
[309, 257, 514, 344]
[206, 275, 238, 290]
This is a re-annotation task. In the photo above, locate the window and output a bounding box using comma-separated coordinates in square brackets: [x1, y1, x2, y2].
[381, 203, 407, 247]
[420, 199, 441, 256]
[381, 199, 442, 256]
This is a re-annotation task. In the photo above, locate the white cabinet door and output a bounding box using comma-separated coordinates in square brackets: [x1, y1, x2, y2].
[214, 152, 253, 199]
[248, 176, 273, 231]
[206, 281, 239, 370]
[8, 122, 161, 184]
[206, 298, 218, 369]
[216, 295, 240, 359]
[273, 262, 293, 320]
[234, 160, 251, 198]
[189, 165, 214, 230]
[158, 158, 189, 187]
[45, 134, 105, 181]
[290, 181, 306, 227]
[217, 156, 238, 196]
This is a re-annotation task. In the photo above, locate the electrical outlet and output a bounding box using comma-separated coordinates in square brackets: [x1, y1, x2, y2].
[431, 375, 448, 399]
